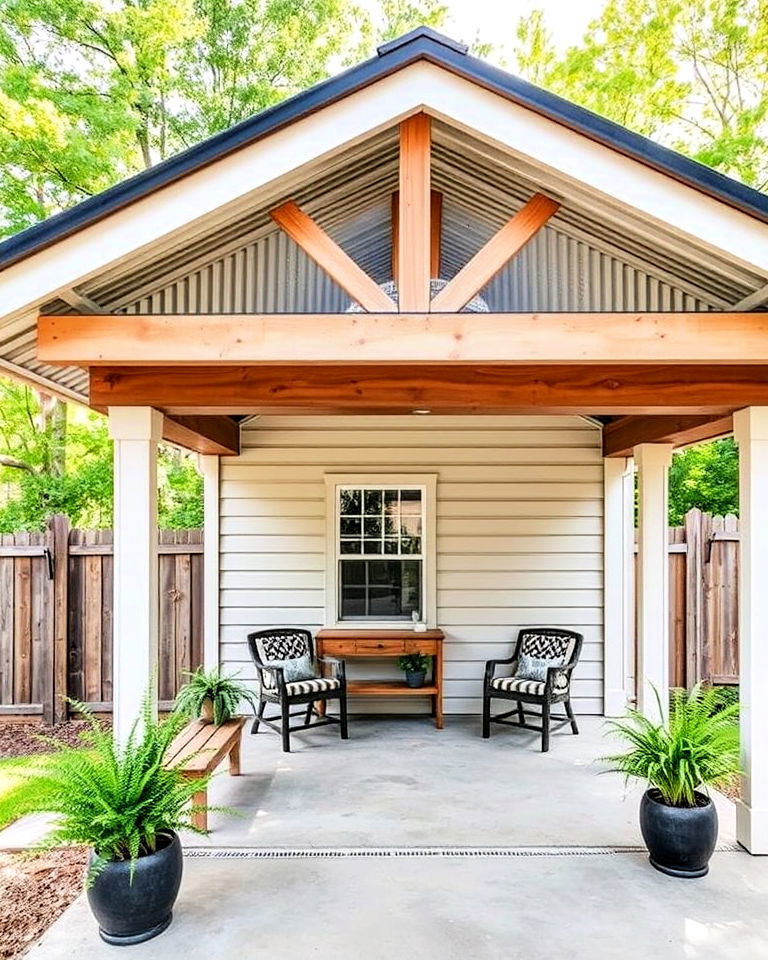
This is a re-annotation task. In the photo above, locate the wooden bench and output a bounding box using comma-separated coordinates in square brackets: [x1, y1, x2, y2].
[164, 716, 246, 831]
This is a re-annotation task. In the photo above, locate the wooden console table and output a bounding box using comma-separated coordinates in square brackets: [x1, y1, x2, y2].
[315, 628, 444, 729]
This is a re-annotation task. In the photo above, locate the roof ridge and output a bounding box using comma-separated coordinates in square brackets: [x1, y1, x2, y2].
[377, 26, 468, 57]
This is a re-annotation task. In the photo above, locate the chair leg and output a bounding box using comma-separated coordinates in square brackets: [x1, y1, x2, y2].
[541, 701, 551, 753]
[565, 699, 579, 735]
[482, 690, 491, 738]
[339, 694, 349, 740]
[251, 699, 266, 735]
[516, 701, 524, 726]
[305, 702, 314, 726]
[281, 701, 291, 753]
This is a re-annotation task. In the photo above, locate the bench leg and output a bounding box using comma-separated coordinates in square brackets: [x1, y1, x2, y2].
[191, 787, 208, 832]
[229, 738, 241, 776]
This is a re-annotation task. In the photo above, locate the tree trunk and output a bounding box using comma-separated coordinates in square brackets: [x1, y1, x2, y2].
[37, 392, 67, 477]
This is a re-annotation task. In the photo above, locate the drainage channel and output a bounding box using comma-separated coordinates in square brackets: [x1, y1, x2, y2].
[185, 843, 742, 860]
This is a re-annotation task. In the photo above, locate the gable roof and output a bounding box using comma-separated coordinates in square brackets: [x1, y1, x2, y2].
[1, 25, 767, 272]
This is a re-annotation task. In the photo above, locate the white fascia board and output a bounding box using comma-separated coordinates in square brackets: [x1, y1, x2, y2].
[4, 61, 768, 325]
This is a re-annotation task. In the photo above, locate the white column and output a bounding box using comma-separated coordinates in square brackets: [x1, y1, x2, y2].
[200, 454, 220, 671]
[634, 443, 673, 721]
[734, 407, 768, 853]
[603, 457, 634, 716]
[108, 407, 163, 745]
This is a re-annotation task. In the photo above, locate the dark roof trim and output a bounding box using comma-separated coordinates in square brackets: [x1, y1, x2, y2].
[2, 26, 767, 271]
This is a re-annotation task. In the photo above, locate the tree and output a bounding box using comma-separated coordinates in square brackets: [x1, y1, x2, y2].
[668, 437, 739, 525]
[0, 0, 452, 235]
[513, 0, 768, 188]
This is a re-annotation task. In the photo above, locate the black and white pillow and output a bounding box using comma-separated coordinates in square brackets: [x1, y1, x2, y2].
[515, 652, 564, 683]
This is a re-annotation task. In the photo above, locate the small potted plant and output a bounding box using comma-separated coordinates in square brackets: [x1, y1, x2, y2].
[20, 694, 211, 944]
[604, 684, 740, 878]
[175, 666, 258, 725]
[398, 652, 432, 688]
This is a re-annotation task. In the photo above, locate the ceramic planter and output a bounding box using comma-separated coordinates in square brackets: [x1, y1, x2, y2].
[87, 831, 183, 944]
[405, 669, 426, 688]
[200, 698, 214, 723]
[639, 789, 718, 878]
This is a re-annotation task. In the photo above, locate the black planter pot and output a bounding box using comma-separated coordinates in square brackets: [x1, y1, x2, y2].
[405, 670, 426, 688]
[87, 831, 183, 945]
[639, 789, 718, 879]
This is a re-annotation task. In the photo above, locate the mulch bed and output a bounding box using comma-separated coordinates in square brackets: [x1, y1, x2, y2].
[0, 848, 87, 960]
[0, 720, 109, 759]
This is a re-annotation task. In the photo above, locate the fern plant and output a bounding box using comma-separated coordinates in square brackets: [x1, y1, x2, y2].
[175, 667, 258, 725]
[604, 684, 741, 808]
[397, 653, 431, 674]
[20, 693, 211, 884]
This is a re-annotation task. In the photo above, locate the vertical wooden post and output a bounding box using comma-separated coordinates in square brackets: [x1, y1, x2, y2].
[201, 455, 220, 671]
[397, 112, 431, 311]
[684, 508, 703, 689]
[603, 457, 633, 715]
[47, 514, 70, 725]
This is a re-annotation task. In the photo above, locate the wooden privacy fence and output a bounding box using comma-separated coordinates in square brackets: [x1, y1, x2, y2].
[0, 516, 203, 723]
[666, 509, 739, 688]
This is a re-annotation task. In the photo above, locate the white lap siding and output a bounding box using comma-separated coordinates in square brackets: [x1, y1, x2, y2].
[219, 415, 605, 715]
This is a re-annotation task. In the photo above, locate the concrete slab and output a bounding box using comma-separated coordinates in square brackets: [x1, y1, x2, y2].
[183, 716, 736, 849]
[24, 850, 768, 960]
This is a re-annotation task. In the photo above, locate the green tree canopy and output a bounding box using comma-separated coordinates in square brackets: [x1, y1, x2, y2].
[668, 437, 739, 525]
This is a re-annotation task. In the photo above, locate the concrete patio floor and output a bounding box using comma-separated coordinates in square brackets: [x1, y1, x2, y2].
[20, 714, 768, 960]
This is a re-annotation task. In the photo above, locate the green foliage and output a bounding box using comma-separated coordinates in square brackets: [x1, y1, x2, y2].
[18, 693, 211, 882]
[513, 0, 768, 188]
[397, 652, 431, 673]
[604, 684, 741, 807]
[175, 667, 258, 725]
[0, 0, 453, 234]
[668, 438, 739, 525]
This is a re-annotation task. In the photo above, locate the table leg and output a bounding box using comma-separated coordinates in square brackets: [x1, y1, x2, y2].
[228, 737, 241, 776]
[317, 699, 327, 717]
[435, 644, 444, 729]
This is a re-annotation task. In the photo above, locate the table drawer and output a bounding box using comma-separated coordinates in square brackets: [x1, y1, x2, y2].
[356, 639, 405, 655]
[320, 640, 358, 657]
[404, 639, 437, 655]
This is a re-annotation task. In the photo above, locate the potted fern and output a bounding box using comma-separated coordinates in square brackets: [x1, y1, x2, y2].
[604, 684, 740, 878]
[398, 652, 431, 688]
[21, 695, 210, 944]
[175, 667, 258, 725]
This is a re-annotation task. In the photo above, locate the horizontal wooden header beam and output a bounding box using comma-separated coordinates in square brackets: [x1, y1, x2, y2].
[89, 364, 768, 415]
[162, 415, 240, 456]
[602, 414, 734, 457]
[39, 312, 768, 366]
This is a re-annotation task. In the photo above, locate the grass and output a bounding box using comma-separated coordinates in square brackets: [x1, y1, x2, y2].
[0, 755, 57, 830]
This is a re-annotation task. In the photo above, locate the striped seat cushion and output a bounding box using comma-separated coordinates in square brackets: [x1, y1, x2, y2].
[491, 676, 546, 696]
[285, 677, 341, 697]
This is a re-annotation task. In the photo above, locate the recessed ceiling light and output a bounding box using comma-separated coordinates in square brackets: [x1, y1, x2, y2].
[412, 409, 431, 415]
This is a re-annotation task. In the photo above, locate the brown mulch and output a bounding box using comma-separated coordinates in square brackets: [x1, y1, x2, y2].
[0, 848, 87, 960]
[0, 720, 110, 759]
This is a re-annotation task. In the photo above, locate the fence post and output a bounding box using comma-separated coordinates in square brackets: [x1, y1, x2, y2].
[684, 509, 704, 689]
[47, 514, 70, 725]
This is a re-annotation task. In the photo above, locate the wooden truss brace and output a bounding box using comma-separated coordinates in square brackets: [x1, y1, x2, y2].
[269, 111, 558, 312]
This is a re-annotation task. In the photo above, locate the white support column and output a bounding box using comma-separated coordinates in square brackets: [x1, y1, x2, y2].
[634, 443, 673, 721]
[734, 407, 768, 853]
[603, 457, 634, 716]
[200, 454, 220, 672]
[108, 407, 163, 745]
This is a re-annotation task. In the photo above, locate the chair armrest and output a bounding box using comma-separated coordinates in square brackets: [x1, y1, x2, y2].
[484, 656, 517, 683]
[317, 655, 346, 682]
[259, 664, 285, 693]
[545, 661, 576, 693]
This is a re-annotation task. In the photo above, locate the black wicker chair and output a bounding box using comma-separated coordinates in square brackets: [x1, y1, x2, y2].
[482, 627, 583, 752]
[247, 628, 348, 752]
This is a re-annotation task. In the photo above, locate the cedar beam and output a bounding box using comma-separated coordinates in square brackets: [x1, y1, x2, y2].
[90, 364, 768, 415]
[269, 201, 396, 312]
[431, 193, 560, 312]
[162, 415, 240, 456]
[602, 414, 733, 457]
[391, 190, 442, 282]
[40, 312, 768, 365]
[398, 113, 432, 310]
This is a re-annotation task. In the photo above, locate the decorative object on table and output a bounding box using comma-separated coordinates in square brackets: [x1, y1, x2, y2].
[412, 609, 427, 633]
[604, 684, 740, 879]
[175, 666, 259, 726]
[16, 691, 210, 944]
[482, 627, 583, 752]
[398, 651, 431, 688]
[247, 627, 348, 752]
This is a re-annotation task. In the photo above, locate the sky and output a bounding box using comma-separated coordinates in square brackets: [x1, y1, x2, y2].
[440, 0, 606, 60]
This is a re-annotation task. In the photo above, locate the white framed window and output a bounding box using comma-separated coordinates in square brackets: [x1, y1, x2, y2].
[324, 474, 437, 628]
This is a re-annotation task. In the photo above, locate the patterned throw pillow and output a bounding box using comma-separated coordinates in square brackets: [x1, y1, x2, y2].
[515, 652, 565, 683]
[264, 653, 316, 684]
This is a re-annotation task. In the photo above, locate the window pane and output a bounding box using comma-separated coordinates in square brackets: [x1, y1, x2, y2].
[363, 539, 382, 554]
[340, 489, 361, 514]
[364, 489, 382, 514]
[400, 489, 422, 514]
[369, 587, 400, 617]
[340, 560, 366, 584]
[340, 586, 367, 618]
[400, 536, 421, 555]
[340, 517, 361, 536]
[340, 539, 361, 554]
[384, 538, 399, 554]
[364, 517, 382, 538]
[339, 559, 421, 620]
[384, 489, 399, 508]
[400, 515, 422, 537]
